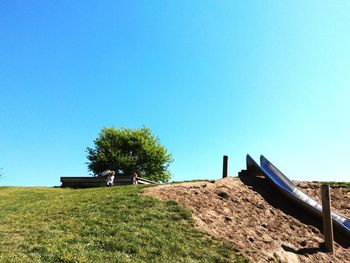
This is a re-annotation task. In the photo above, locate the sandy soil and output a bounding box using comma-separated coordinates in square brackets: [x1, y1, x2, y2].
[144, 176, 350, 262]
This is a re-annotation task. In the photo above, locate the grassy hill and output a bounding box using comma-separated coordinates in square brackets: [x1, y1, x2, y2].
[0, 185, 247, 263]
[322, 182, 350, 188]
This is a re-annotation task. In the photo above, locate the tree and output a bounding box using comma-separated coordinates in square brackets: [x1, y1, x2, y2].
[86, 127, 173, 182]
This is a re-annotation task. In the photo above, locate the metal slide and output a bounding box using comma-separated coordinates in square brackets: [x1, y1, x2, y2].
[246, 154, 350, 238]
[137, 177, 157, 185]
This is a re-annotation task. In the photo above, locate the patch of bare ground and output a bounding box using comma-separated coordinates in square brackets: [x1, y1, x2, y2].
[143, 177, 350, 262]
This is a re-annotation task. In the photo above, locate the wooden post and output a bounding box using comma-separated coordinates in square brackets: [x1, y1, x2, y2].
[321, 184, 334, 253]
[222, 155, 228, 178]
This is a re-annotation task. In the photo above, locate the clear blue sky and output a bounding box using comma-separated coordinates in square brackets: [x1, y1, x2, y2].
[1, 1, 350, 186]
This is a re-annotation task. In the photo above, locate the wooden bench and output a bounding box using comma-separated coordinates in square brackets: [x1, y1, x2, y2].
[60, 176, 157, 188]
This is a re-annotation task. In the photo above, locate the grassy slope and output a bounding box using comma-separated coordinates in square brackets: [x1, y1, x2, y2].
[314, 181, 350, 188]
[327, 182, 350, 188]
[0, 186, 247, 263]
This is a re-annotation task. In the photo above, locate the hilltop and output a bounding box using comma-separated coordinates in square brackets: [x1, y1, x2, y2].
[1, 177, 349, 262]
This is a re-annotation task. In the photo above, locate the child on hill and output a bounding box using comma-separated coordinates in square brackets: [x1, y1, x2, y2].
[106, 171, 115, 186]
[131, 173, 138, 185]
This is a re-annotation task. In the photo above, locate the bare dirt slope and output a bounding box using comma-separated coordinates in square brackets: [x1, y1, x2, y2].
[144, 177, 350, 263]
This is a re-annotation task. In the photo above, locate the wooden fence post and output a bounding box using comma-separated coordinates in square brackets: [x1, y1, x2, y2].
[222, 155, 228, 178]
[321, 184, 334, 253]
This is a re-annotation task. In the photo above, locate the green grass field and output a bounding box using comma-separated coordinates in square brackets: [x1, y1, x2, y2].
[0, 186, 247, 263]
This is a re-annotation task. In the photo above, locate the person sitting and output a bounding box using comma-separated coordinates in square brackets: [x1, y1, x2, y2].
[106, 171, 115, 186]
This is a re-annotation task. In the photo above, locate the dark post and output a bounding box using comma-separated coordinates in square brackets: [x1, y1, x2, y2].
[321, 184, 334, 253]
[222, 155, 228, 178]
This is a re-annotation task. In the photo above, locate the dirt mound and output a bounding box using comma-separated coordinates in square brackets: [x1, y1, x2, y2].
[144, 177, 350, 262]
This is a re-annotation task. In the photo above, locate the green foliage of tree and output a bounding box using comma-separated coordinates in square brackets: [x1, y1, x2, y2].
[86, 127, 173, 182]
